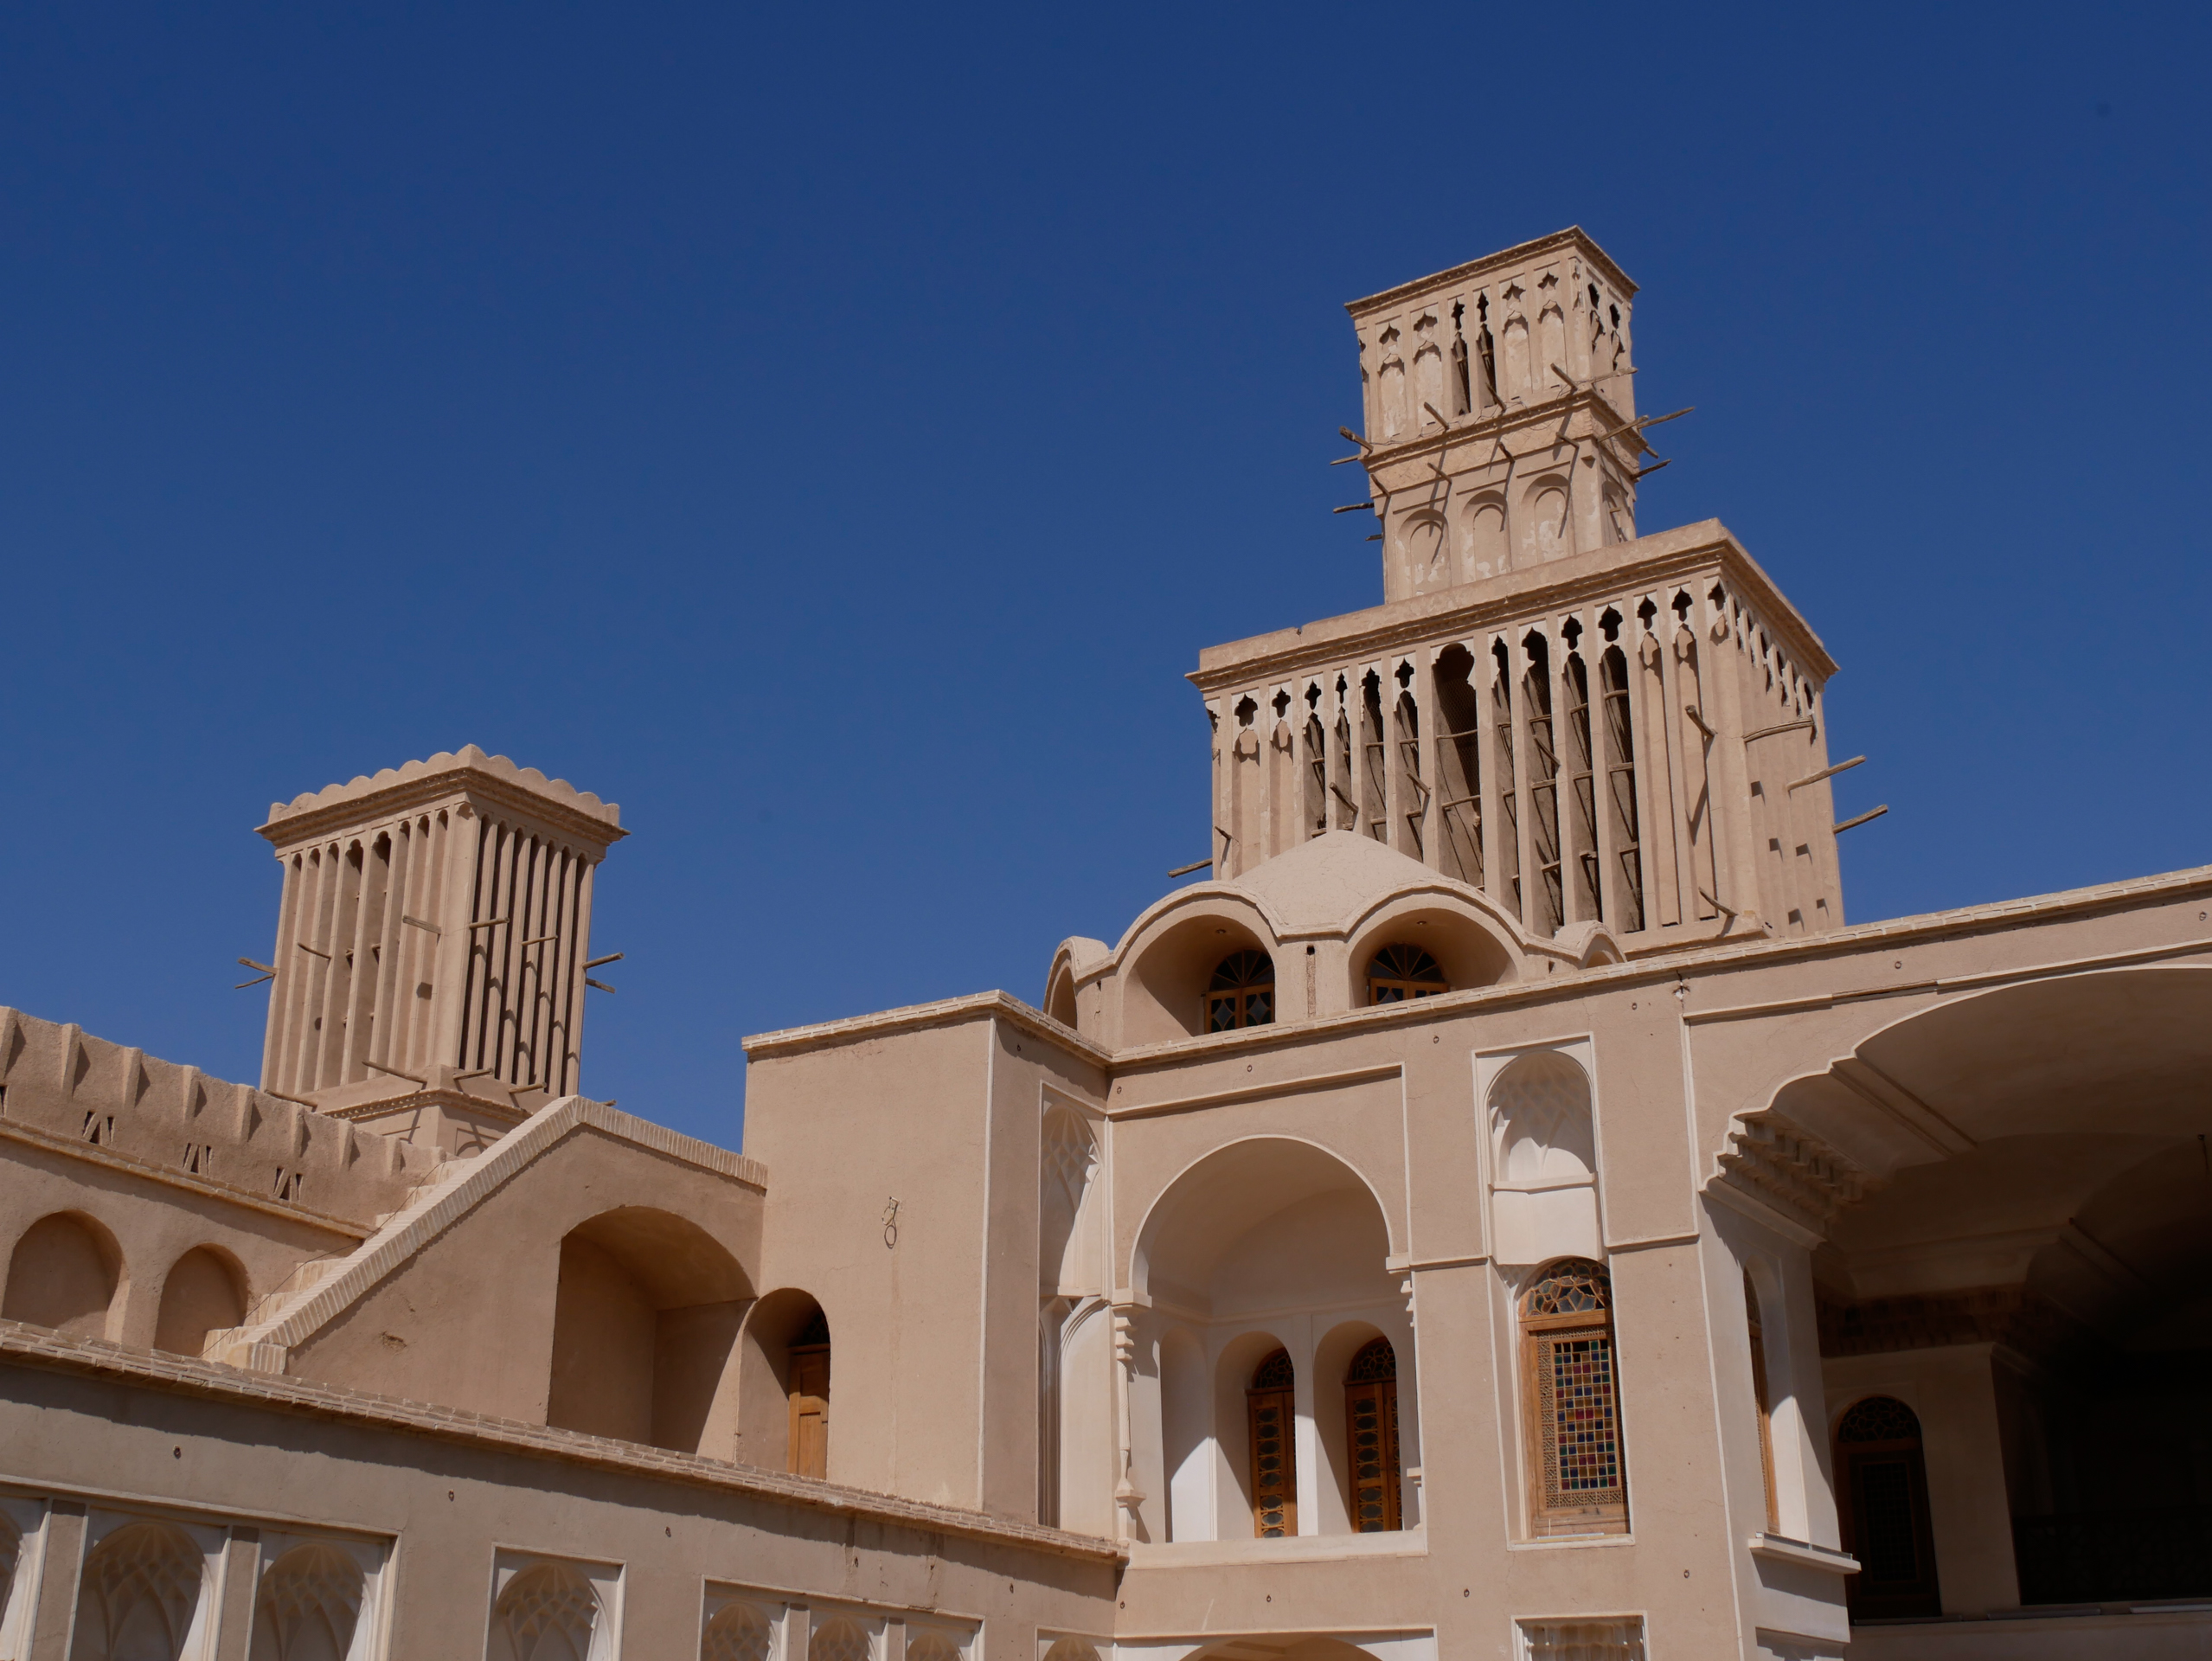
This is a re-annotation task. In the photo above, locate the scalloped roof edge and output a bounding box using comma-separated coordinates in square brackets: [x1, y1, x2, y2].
[263, 746, 621, 827]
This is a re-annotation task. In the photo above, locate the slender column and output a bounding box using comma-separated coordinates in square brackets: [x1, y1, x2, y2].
[27, 1499, 89, 1660]
[1417, 645, 1444, 872]
[429, 805, 478, 1071]
[1592, 609, 1623, 929]
[210, 1527, 261, 1661]
[1511, 625, 1542, 933]
[1112, 1306, 1146, 1542]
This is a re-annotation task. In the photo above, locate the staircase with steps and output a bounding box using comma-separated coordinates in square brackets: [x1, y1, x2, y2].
[204, 1146, 486, 1372]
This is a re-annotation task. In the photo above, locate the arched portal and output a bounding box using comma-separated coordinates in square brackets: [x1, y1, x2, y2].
[1722, 966, 2212, 1615]
[544, 1207, 750, 1454]
[1133, 1138, 1413, 1542]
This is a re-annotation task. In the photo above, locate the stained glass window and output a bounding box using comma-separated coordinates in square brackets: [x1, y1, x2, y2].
[1522, 1258, 1629, 1535]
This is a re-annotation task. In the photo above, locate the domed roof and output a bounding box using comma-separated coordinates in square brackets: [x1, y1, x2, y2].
[1227, 830, 1450, 934]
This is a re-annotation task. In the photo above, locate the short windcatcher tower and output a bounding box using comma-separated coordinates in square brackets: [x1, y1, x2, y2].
[253, 747, 625, 1149]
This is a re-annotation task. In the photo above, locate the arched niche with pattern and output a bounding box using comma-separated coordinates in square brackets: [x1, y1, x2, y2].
[4, 1211, 123, 1340]
[904, 1632, 964, 1661]
[69, 1520, 205, 1661]
[1038, 1100, 1107, 1531]
[701, 1600, 772, 1661]
[809, 1617, 870, 1661]
[1040, 1104, 1100, 1300]
[155, 1245, 248, 1359]
[249, 1542, 364, 1661]
[488, 1562, 600, 1661]
[1041, 1638, 1102, 1661]
[1486, 1051, 1601, 1267]
[1518, 1258, 1628, 1537]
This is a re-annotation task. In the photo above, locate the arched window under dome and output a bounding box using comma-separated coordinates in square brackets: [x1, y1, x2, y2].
[1367, 944, 1448, 1004]
[1207, 951, 1275, 1031]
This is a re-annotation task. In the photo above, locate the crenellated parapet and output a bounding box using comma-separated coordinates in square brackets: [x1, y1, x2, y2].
[0, 1006, 438, 1232]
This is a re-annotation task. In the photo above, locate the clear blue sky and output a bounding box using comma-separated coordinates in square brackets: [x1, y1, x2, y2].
[3, 5, 2205, 1151]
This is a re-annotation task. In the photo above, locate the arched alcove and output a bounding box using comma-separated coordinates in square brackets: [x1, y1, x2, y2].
[3, 1211, 122, 1339]
[544, 1207, 749, 1454]
[1461, 494, 1508, 579]
[1342, 901, 1515, 1010]
[737, 1288, 832, 1478]
[1136, 1138, 1411, 1542]
[154, 1245, 247, 1358]
[1121, 907, 1276, 1044]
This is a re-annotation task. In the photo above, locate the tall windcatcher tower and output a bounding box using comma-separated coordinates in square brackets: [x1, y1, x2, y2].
[1194, 228, 1855, 948]
[253, 747, 625, 1151]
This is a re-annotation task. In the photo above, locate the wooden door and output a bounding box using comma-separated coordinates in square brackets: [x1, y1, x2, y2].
[1840, 1442, 1941, 1618]
[788, 1344, 830, 1478]
[1247, 1386, 1296, 1536]
[1345, 1377, 1401, 1531]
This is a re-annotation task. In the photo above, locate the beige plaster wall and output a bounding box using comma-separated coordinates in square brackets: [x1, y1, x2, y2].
[0, 1344, 1117, 1661]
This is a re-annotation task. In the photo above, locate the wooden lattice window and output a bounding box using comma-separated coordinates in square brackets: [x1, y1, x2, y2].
[1745, 1270, 1778, 1530]
[1521, 1258, 1628, 1536]
[1207, 951, 1275, 1032]
[1367, 944, 1447, 1004]
[788, 1307, 830, 1478]
[1344, 1337, 1401, 1532]
[1836, 1395, 1940, 1619]
[1247, 1348, 1297, 1536]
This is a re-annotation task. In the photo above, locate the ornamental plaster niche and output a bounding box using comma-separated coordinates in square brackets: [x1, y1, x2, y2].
[1484, 1049, 1602, 1268]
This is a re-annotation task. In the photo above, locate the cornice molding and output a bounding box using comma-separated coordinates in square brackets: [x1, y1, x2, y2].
[258, 747, 625, 850]
[1346, 227, 1638, 316]
[1189, 523, 1838, 692]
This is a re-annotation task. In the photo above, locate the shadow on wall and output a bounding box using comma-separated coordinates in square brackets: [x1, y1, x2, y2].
[154, 1245, 247, 1358]
[737, 1288, 831, 1478]
[545, 1207, 752, 1456]
[2, 1211, 124, 1341]
[1125, 910, 1273, 1044]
